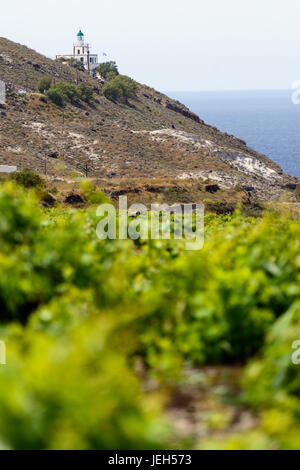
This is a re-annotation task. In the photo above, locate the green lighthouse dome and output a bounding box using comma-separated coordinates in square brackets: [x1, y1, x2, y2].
[77, 30, 84, 37]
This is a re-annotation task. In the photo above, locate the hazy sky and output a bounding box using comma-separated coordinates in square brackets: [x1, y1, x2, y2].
[2, 0, 300, 91]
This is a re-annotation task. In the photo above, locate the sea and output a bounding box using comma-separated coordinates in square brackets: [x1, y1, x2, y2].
[166, 90, 300, 178]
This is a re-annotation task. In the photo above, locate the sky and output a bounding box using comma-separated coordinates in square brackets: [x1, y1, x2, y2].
[2, 0, 300, 91]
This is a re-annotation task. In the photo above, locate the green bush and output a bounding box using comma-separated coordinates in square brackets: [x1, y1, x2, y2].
[38, 77, 52, 94]
[10, 168, 45, 189]
[0, 183, 299, 367]
[0, 305, 167, 449]
[0, 182, 42, 248]
[96, 61, 119, 80]
[78, 83, 94, 103]
[0, 184, 168, 449]
[53, 82, 80, 105]
[0, 183, 299, 448]
[102, 75, 137, 102]
[46, 82, 93, 106]
[46, 87, 65, 107]
[79, 180, 110, 204]
[133, 212, 300, 367]
[106, 71, 118, 82]
[46, 82, 79, 106]
[239, 301, 300, 449]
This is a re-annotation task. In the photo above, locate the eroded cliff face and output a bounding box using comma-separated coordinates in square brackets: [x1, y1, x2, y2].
[0, 37, 298, 202]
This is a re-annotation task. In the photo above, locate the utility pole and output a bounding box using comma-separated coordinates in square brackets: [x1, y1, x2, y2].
[85, 161, 89, 177]
[87, 44, 90, 72]
[44, 156, 47, 175]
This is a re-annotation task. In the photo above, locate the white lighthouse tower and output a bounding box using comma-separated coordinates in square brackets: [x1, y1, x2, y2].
[56, 30, 99, 71]
[74, 30, 88, 58]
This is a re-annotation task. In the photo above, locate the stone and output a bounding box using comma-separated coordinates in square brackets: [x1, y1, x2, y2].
[64, 193, 85, 205]
[48, 151, 58, 159]
[205, 184, 220, 194]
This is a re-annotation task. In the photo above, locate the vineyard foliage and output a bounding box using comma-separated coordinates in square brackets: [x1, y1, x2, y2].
[0, 182, 299, 449]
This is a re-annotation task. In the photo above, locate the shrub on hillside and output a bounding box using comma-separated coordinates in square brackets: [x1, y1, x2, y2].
[38, 77, 52, 94]
[46, 87, 65, 107]
[10, 168, 45, 189]
[53, 82, 80, 105]
[78, 83, 94, 103]
[46, 82, 93, 106]
[106, 71, 119, 82]
[79, 180, 110, 204]
[96, 61, 119, 80]
[102, 75, 137, 103]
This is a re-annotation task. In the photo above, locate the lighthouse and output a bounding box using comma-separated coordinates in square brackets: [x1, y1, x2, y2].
[73, 30, 89, 58]
[56, 30, 99, 71]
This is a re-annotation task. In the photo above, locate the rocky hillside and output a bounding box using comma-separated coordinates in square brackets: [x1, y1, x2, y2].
[0, 37, 298, 202]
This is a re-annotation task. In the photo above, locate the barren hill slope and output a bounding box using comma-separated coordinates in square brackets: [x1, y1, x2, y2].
[0, 37, 298, 202]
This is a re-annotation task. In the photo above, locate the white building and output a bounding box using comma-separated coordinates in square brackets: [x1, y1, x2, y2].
[56, 30, 99, 71]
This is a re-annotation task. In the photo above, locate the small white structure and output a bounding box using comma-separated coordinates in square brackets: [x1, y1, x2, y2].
[56, 30, 99, 71]
[0, 165, 17, 173]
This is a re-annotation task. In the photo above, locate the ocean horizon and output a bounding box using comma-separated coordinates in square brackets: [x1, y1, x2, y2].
[166, 89, 300, 178]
